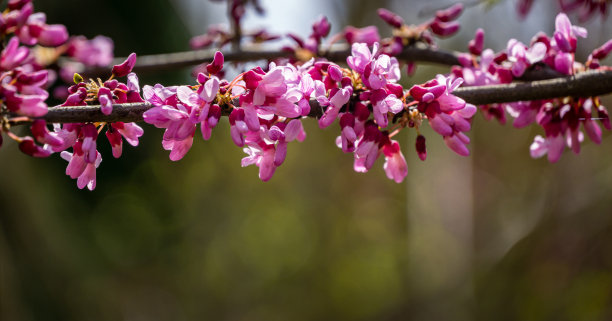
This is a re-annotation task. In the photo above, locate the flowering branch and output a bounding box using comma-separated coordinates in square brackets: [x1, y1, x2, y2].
[9, 69, 610, 126]
[3, 1, 612, 190]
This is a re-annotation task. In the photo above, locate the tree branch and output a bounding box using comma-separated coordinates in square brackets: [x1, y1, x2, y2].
[8, 69, 609, 126]
[83, 43, 562, 81]
[84, 43, 462, 75]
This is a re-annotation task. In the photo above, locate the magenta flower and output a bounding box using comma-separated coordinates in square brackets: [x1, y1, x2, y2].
[337, 113, 357, 153]
[229, 108, 250, 147]
[105, 122, 144, 158]
[410, 75, 476, 156]
[347, 42, 377, 74]
[143, 84, 198, 160]
[16, 11, 68, 46]
[314, 80, 352, 128]
[162, 134, 195, 161]
[507, 39, 547, 77]
[553, 13, 587, 53]
[363, 53, 400, 90]
[31, 119, 63, 148]
[61, 149, 102, 191]
[382, 139, 407, 183]
[0, 37, 29, 70]
[97, 87, 113, 115]
[242, 143, 276, 182]
[354, 121, 383, 173]
[19, 136, 53, 158]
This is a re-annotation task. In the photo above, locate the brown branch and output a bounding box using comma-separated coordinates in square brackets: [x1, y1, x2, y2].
[83, 43, 462, 75]
[452, 69, 612, 105]
[8, 69, 612, 126]
[82, 43, 562, 80]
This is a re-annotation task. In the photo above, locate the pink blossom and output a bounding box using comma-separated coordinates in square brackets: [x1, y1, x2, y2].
[31, 119, 63, 147]
[61, 149, 102, 191]
[507, 39, 547, 77]
[553, 13, 587, 53]
[0, 37, 29, 70]
[382, 139, 407, 183]
[19, 136, 53, 157]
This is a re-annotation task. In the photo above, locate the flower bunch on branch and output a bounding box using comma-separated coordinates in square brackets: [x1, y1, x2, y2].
[1, 0, 612, 190]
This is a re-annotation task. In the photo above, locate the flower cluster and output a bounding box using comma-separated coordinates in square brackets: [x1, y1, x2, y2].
[453, 13, 611, 162]
[46, 55, 143, 190]
[0, 0, 120, 160]
[3, 1, 612, 191]
[143, 37, 473, 185]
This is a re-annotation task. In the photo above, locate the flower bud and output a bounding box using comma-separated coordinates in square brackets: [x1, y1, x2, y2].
[112, 53, 137, 77]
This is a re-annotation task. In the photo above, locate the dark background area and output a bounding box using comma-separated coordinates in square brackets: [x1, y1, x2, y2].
[1, 0, 612, 320]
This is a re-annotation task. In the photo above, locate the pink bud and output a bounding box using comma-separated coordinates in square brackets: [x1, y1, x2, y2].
[469, 28, 484, 55]
[112, 53, 137, 77]
[206, 51, 224, 75]
[312, 15, 331, 39]
[591, 39, 612, 60]
[429, 20, 460, 37]
[377, 8, 404, 28]
[435, 3, 463, 22]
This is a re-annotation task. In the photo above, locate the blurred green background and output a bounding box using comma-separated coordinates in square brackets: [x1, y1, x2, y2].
[1, 0, 612, 320]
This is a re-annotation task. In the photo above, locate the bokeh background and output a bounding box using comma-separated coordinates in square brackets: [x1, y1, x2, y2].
[2, 0, 612, 320]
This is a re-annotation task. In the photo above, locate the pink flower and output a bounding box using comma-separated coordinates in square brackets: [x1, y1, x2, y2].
[242, 143, 276, 182]
[314, 80, 351, 128]
[410, 75, 476, 156]
[347, 42, 377, 74]
[19, 136, 53, 157]
[0, 37, 29, 70]
[61, 149, 102, 191]
[354, 121, 382, 173]
[553, 13, 587, 53]
[382, 139, 408, 183]
[336, 113, 357, 153]
[143, 84, 199, 160]
[31, 119, 63, 147]
[507, 39, 547, 77]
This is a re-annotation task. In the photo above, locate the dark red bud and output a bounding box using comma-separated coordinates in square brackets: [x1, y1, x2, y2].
[416, 135, 427, 161]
